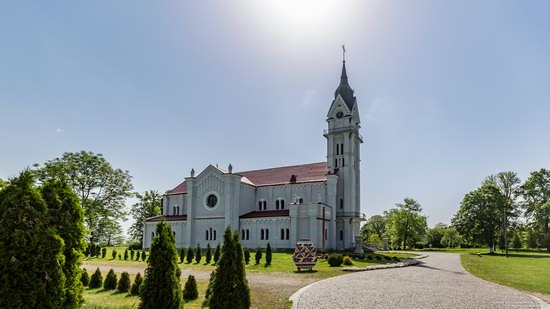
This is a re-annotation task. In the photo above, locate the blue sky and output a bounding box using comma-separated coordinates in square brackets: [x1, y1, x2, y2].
[1, 1, 549, 233]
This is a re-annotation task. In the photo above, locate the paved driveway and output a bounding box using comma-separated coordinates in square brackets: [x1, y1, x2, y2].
[291, 252, 549, 309]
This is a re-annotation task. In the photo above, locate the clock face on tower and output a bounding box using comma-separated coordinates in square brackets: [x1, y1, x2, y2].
[336, 111, 344, 119]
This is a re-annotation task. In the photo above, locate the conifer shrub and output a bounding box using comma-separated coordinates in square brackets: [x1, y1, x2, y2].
[255, 247, 263, 264]
[206, 227, 250, 309]
[186, 247, 194, 264]
[384, 256, 392, 261]
[124, 249, 129, 260]
[179, 247, 185, 264]
[130, 249, 135, 260]
[328, 254, 343, 267]
[118, 253, 122, 260]
[89, 268, 103, 289]
[183, 275, 199, 301]
[343, 256, 353, 265]
[375, 255, 382, 260]
[117, 272, 131, 293]
[131, 272, 143, 296]
[203, 271, 215, 307]
[103, 269, 118, 290]
[195, 244, 202, 263]
[0, 172, 67, 308]
[367, 255, 373, 260]
[41, 178, 87, 307]
[392, 256, 400, 261]
[139, 221, 182, 309]
[244, 248, 251, 264]
[136, 251, 141, 261]
[102, 247, 107, 258]
[112, 249, 117, 260]
[265, 243, 272, 265]
[81, 269, 90, 287]
[205, 243, 212, 264]
[213, 243, 221, 264]
[141, 250, 147, 261]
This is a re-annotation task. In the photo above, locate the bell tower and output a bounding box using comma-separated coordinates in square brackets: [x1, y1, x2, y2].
[324, 50, 363, 250]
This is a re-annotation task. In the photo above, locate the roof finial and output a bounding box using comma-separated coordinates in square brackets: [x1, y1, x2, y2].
[342, 44, 346, 62]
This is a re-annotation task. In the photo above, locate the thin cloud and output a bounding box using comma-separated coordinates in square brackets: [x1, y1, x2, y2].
[55, 128, 63, 134]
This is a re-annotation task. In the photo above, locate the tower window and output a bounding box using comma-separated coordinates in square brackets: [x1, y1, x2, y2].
[340, 199, 344, 209]
[281, 200, 285, 209]
[340, 230, 344, 241]
[276, 200, 279, 209]
[334, 158, 337, 168]
[213, 230, 216, 240]
[265, 229, 269, 240]
[206, 230, 209, 240]
[286, 228, 289, 240]
[281, 228, 285, 240]
[246, 229, 249, 240]
[261, 229, 264, 240]
[242, 230, 245, 240]
[336, 144, 339, 155]
[258, 201, 262, 210]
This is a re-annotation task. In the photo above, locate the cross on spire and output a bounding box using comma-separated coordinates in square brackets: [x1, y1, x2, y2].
[342, 44, 346, 62]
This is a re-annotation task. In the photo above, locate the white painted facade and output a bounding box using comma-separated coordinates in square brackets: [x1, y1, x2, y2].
[143, 60, 364, 251]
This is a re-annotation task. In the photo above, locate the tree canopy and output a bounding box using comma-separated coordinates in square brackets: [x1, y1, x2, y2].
[386, 198, 427, 249]
[519, 168, 550, 252]
[33, 151, 133, 244]
[130, 190, 162, 243]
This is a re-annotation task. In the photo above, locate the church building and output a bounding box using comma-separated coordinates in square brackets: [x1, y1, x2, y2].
[143, 58, 364, 251]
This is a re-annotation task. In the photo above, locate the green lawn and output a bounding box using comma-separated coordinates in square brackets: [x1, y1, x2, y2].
[461, 251, 550, 296]
[82, 247, 417, 308]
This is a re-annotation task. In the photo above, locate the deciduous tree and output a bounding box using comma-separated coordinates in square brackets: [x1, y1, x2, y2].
[130, 190, 161, 243]
[519, 168, 550, 252]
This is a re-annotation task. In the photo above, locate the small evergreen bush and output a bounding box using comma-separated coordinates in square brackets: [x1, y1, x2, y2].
[392, 256, 400, 261]
[141, 250, 147, 261]
[130, 249, 135, 260]
[135, 251, 140, 261]
[375, 255, 382, 260]
[89, 268, 103, 289]
[213, 243, 221, 264]
[117, 271, 131, 293]
[343, 256, 353, 265]
[103, 269, 118, 290]
[183, 275, 199, 301]
[384, 256, 391, 261]
[265, 243, 272, 265]
[118, 253, 122, 260]
[244, 248, 250, 264]
[102, 248, 107, 258]
[186, 247, 194, 264]
[130, 272, 143, 296]
[328, 254, 343, 267]
[195, 244, 202, 263]
[367, 255, 373, 260]
[111, 249, 117, 260]
[179, 247, 185, 264]
[205, 243, 212, 264]
[124, 249, 129, 260]
[81, 269, 90, 287]
[255, 247, 262, 264]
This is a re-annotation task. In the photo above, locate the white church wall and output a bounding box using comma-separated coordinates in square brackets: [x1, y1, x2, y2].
[239, 184, 256, 215]
[239, 217, 291, 249]
[193, 172, 226, 218]
[166, 194, 186, 215]
[192, 218, 224, 248]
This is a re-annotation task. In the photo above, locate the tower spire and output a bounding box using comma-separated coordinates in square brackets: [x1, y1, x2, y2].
[334, 45, 355, 110]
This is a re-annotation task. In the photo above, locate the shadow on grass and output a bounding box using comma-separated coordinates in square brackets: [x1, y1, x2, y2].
[481, 252, 550, 259]
[293, 269, 318, 274]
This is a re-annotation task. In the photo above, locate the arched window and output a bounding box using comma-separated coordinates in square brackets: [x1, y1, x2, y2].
[213, 230, 217, 240]
[173, 231, 176, 237]
[258, 201, 262, 210]
[206, 230, 209, 240]
[152, 232, 155, 238]
[298, 198, 304, 204]
[172, 207, 176, 215]
[246, 229, 249, 240]
[340, 230, 343, 241]
[281, 200, 285, 209]
[340, 199, 344, 209]
[242, 230, 245, 240]
[265, 229, 269, 240]
[334, 158, 337, 167]
[276, 200, 280, 210]
[286, 228, 289, 240]
[261, 229, 264, 240]
[342, 158, 345, 166]
[209, 227, 213, 240]
[280, 229, 285, 240]
[263, 201, 267, 210]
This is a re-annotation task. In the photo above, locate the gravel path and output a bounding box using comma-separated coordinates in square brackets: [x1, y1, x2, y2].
[291, 252, 550, 309]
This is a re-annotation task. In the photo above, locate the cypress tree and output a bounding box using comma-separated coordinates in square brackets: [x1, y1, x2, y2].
[179, 247, 185, 264]
[265, 243, 272, 266]
[102, 247, 107, 258]
[141, 250, 147, 261]
[0, 172, 66, 308]
[205, 243, 212, 264]
[139, 221, 182, 309]
[195, 244, 202, 263]
[244, 248, 251, 264]
[186, 246, 194, 264]
[89, 268, 103, 289]
[203, 271, 215, 307]
[183, 275, 199, 301]
[112, 249, 117, 260]
[104, 269, 118, 290]
[117, 272, 131, 293]
[136, 250, 141, 261]
[131, 249, 135, 260]
[131, 272, 143, 296]
[80, 269, 90, 287]
[213, 243, 221, 264]
[208, 227, 250, 309]
[124, 248, 129, 260]
[255, 247, 262, 265]
[118, 253, 122, 260]
[41, 178, 87, 308]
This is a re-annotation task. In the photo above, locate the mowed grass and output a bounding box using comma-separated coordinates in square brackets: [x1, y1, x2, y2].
[84, 247, 416, 279]
[461, 251, 550, 296]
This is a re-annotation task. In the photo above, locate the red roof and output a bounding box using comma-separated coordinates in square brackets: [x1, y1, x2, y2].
[240, 210, 289, 218]
[145, 215, 187, 222]
[167, 162, 327, 195]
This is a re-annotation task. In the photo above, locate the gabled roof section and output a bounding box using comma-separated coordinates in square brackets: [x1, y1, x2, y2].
[333, 60, 356, 111]
[167, 162, 328, 195]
